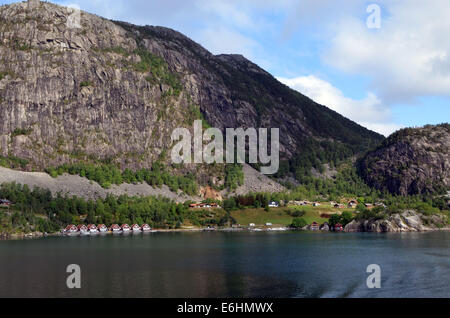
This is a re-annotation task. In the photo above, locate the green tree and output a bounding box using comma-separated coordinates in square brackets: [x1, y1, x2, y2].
[291, 218, 307, 229]
[329, 214, 342, 227]
[340, 211, 354, 226]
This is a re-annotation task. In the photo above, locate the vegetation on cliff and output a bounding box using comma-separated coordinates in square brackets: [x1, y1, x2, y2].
[45, 162, 199, 195]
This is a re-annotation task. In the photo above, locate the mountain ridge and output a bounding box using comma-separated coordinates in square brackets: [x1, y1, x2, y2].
[0, 0, 383, 190]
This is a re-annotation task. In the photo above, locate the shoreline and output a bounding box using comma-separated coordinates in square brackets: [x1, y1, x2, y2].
[2, 226, 450, 241]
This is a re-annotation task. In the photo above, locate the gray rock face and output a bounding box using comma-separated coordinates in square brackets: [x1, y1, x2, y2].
[0, 165, 197, 202]
[0, 1, 188, 170]
[358, 124, 450, 195]
[344, 210, 449, 232]
[0, 1, 382, 180]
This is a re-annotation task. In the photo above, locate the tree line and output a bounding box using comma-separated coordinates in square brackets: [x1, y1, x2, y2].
[0, 182, 191, 234]
[46, 162, 198, 195]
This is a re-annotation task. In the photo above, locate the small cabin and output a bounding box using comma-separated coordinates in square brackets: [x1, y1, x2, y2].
[98, 224, 108, 232]
[121, 224, 131, 231]
[110, 224, 121, 232]
[310, 222, 320, 231]
[87, 224, 98, 232]
[364, 203, 374, 209]
[334, 223, 344, 232]
[348, 200, 358, 208]
[131, 224, 141, 231]
[249, 223, 255, 227]
[320, 222, 330, 231]
[77, 224, 88, 232]
[265, 222, 273, 227]
[0, 199, 12, 206]
[313, 202, 321, 207]
[65, 225, 77, 233]
[142, 224, 151, 231]
[268, 201, 279, 208]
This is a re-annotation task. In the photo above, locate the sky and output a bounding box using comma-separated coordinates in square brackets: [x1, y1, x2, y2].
[2, 0, 450, 136]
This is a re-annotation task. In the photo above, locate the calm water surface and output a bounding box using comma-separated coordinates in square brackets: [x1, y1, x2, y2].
[0, 231, 449, 298]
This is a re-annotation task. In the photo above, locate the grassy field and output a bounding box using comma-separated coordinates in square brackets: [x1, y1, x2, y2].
[230, 204, 354, 227]
[231, 208, 295, 226]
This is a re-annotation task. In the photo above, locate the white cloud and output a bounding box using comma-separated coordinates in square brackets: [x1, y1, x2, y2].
[196, 27, 259, 57]
[58, 0, 266, 60]
[324, 0, 450, 102]
[277, 75, 402, 136]
[52, 0, 444, 133]
[359, 122, 403, 137]
[201, 0, 256, 31]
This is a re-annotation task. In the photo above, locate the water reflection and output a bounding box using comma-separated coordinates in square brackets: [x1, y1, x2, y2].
[0, 231, 448, 297]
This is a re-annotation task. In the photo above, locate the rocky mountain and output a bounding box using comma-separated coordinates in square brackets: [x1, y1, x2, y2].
[358, 124, 450, 196]
[0, 0, 383, 187]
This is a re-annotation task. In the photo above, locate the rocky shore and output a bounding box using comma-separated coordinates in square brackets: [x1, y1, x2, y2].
[0, 231, 59, 240]
[344, 210, 449, 233]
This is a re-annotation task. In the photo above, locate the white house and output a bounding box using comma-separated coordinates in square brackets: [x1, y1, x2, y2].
[121, 224, 131, 233]
[132, 224, 142, 232]
[77, 224, 89, 235]
[64, 224, 78, 234]
[268, 201, 279, 208]
[87, 224, 99, 234]
[98, 224, 108, 233]
[110, 224, 121, 233]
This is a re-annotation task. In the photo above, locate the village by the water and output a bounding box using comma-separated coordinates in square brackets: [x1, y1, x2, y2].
[0, 197, 388, 237]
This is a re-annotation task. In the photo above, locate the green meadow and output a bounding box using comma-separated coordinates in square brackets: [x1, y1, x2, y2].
[230, 204, 354, 226]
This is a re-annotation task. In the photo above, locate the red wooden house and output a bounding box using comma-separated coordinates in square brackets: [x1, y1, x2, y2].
[131, 224, 142, 232]
[334, 223, 344, 232]
[121, 224, 131, 232]
[110, 224, 121, 233]
[97, 224, 108, 233]
[87, 224, 98, 233]
[64, 224, 77, 233]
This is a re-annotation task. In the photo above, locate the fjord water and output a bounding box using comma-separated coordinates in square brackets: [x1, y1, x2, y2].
[0, 232, 449, 298]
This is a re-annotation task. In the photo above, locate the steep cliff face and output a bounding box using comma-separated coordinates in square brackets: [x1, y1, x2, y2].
[0, 1, 188, 170]
[358, 124, 450, 195]
[0, 1, 383, 182]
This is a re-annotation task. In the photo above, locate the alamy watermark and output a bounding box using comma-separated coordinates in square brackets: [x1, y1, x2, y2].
[66, 264, 81, 289]
[366, 264, 381, 289]
[366, 4, 381, 29]
[171, 120, 280, 175]
[66, 4, 81, 29]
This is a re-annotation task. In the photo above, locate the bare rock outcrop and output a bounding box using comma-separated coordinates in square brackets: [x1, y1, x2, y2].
[344, 210, 449, 232]
[358, 124, 449, 195]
